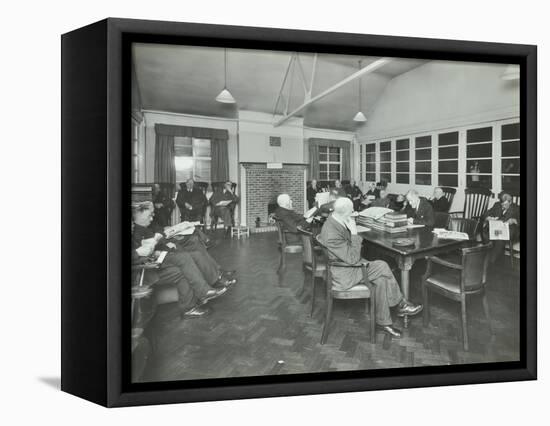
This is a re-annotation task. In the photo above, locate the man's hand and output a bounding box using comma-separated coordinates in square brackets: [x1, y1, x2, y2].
[154, 203, 163, 209]
[185, 202, 192, 210]
[506, 218, 518, 226]
[141, 237, 158, 249]
[136, 245, 153, 257]
[153, 233, 163, 241]
[166, 242, 177, 250]
[407, 217, 414, 225]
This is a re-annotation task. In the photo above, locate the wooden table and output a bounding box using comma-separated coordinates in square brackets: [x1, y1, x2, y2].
[358, 227, 465, 327]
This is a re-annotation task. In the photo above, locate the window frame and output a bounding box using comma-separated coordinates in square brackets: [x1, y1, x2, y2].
[318, 146, 342, 181]
[174, 136, 213, 183]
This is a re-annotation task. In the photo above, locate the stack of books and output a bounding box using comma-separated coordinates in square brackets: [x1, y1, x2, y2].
[356, 209, 408, 233]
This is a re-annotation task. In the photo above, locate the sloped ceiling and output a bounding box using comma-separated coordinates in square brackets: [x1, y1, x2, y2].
[133, 43, 426, 131]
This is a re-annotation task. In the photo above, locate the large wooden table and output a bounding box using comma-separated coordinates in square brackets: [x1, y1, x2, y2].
[358, 226, 465, 327]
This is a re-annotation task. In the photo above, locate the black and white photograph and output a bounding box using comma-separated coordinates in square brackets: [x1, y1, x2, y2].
[130, 43, 523, 383]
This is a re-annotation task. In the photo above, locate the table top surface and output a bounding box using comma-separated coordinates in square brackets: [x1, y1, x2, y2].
[359, 226, 465, 256]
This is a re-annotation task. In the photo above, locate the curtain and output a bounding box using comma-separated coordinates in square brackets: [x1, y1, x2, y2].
[154, 134, 176, 185]
[307, 138, 351, 180]
[211, 138, 229, 182]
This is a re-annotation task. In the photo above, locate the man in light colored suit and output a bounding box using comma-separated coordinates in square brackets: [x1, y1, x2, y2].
[318, 198, 422, 338]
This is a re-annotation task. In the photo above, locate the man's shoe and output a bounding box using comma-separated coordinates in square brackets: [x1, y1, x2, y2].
[396, 301, 423, 317]
[376, 324, 402, 338]
[215, 276, 237, 289]
[200, 287, 227, 305]
[181, 306, 210, 319]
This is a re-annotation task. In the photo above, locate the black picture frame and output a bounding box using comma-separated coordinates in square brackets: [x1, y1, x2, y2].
[61, 17, 537, 407]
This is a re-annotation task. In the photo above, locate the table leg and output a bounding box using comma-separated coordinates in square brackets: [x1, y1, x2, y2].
[397, 256, 413, 328]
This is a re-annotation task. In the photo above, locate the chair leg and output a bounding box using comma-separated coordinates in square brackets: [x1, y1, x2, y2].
[481, 290, 493, 335]
[300, 267, 308, 296]
[460, 296, 469, 351]
[321, 296, 333, 345]
[310, 274, 317, 317]
[422, 283, 430, 326]
[369, 296, 376, 343]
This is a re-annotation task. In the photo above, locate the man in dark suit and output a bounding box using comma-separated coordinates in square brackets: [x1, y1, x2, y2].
[152, 183, 174, 228]
[430, 187, 450, 213]
[347, 180, 363, 211]
[274, 194, 313, 243]
[482, 192, 520, 263]
[405, 190, 435, 227]
[176, 179, 207, 223]
[318, 198, 422, 338]
[210, 181, 239, 235]
[331, 179, 347, 198]
[370, 189, 392, 208]
[306, 179, 321, 209]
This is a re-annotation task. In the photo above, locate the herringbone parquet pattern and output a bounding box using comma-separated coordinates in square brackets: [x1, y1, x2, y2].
[142, 232, 520, 382]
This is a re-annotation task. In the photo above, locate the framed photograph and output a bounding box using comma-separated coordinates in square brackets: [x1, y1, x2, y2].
[61, 18, 536, 407]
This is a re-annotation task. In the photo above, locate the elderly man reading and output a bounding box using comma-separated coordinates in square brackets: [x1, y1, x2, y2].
[274, 193, 313, 243]
[430, 187, 450, 213]
[405, 189, 435, 227]
[318, 197, 422, 338]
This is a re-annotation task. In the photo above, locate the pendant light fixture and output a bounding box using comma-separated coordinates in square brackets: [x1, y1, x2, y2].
[216, 48, 236, 103]
[353, 59, 367, 122]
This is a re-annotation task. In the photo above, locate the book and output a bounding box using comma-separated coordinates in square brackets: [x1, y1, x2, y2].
[433, 228, 469, 240]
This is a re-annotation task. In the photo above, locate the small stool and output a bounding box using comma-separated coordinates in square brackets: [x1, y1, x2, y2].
[231, 225, 250, 239]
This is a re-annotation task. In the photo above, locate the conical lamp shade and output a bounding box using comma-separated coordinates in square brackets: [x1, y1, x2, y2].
[216, 88, 236, 104]
[353, 111, 367, 122]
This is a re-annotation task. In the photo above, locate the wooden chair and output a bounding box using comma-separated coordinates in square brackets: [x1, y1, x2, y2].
[273, 217, 303, 276]
[448, 217, 479, 240]
[506, 191, 521, 268]
[422, 243, 493, 351]
[297, 227, 326, 316]
[440, 186, 456, 212]
[434, 212, 450, 229]
[210, 182, 238, 230]
[450, 187, 492, 220]
[315, 236, 376, 344]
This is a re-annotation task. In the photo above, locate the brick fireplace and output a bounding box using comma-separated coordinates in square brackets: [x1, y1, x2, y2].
[240, 163, 307, 228]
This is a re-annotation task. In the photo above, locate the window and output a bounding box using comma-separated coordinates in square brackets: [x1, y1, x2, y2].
[131, 121, 139, 183]
[466, 126, 492, 189]
[438, 131, 459, 187]
[359, 144, 363, 182]
[501, 123, 520, 192]
[319, 146, 341, 181]
[379, 141, 391, 183]
[174, 137, 212, 183]
[395, 138, 410, 184]
[415, 135, 432, 185]
[364, 143, 376, 182]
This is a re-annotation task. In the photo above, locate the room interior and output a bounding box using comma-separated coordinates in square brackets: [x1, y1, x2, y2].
[130, 43, 521, 382]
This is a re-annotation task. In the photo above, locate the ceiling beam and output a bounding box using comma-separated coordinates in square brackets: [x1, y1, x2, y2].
[273, 57, 391, 127]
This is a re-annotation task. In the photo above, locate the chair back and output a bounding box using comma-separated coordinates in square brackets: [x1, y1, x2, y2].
[273, 217, 287, 248]
[507, 189, 520, 207]
[298, 227, 315, 267]
[434, 212, 450, 229]
[463, 187, 492, 219]
[440, 186, 456, 210]
[449, 217, 478, 240]
[461, 243, 492, 291]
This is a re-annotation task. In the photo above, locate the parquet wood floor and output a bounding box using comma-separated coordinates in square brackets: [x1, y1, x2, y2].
[141, 231, 520, 382]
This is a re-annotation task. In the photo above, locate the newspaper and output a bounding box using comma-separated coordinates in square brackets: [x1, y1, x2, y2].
[488, 220, 510, 240]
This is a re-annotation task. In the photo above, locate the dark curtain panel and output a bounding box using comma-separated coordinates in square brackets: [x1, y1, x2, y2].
[154, 134, 176, 186]
[308, 138, 351, 180]
[211, 138, 229, 182]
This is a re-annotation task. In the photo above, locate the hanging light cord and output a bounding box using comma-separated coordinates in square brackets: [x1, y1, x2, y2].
[224, 48, 228, 89]
[358, 60, 362, 111]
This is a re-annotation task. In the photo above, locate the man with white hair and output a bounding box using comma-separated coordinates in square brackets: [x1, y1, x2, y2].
[274, 193, 312, 242]
[318, 197, 422, 338]
[430, 187, 450, 213]
[405, 189, 435, 227]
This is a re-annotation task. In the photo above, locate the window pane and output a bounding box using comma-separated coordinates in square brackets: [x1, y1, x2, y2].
[439, 146, 458, 159]
[380, 152, 391, 162]
[329, 164, 340, 173]
[416, 149, 431, 161]
[466, 174, 492, 189]
[502, 140, 520, 157]
[415, 174, 431, 185]
[415, 136, 431, 148]
[396, 139, 409, 150]
[396, 151, 409, 161]
[329, 153, 340, 162]
[467, 159, 492, 173]
[366, 163, 376, 172]
[467, 127, 492, 143]
[329, 147, 339, 155]
[175, 156, 194, 182]
[319, 164, 328, 173]
[194, 159, 211, 182]
[396, 174, 409, 184]
[416, 161, 431, 173]
[396, 162, 409, 173]
[319, 151, 328, 161]
[380, 173, 391, 183]
[380, 163, 391, 173]
[439, 160, 458, 173]
[502, 158, 520, 174]
[439, 174, 458, 187]
[174, 136, 193, 156]
[365, 173, 376, 181]
[365, 144, 376, 153]
[438, 131, 459, 146]
[193, 138, 211, 157]
[467, 143, 492, 158]
[380, 141, 391, 151]
[502, 175, 520, 192]
[502, 123, 520, 140]
[366, 153, 376, 163]
[329, 172, 340, 180]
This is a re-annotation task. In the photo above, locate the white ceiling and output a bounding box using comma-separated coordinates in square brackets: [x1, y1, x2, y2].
[132, 43, 427, 131]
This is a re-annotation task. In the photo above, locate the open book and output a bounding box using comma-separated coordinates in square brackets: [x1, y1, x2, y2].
[315, 191, 331, 206]
[167, 221, 201, 238]
[432, 228, 469, 240]
[358, 206, 393, 220]
[488, 220, 510, 240]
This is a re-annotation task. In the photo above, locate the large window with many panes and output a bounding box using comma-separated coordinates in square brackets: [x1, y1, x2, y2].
[379, 141, 391, 183]
[415, 135, 432, 185]
[319, 146, 342, 181]
[174, 137, 212, 183]
[466, 126, 492, 189]
[395, 138, 410, 184]
[365, 143, 376, 182]
[438, 131, 459, 187]
[501, 123, 520, 193]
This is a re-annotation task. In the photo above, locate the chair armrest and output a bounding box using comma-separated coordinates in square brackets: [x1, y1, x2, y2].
[448, 211, 463, 218]
[426, 255, 463, 270]
[329, 260, 367, 268]
[132, 262, 161, 271]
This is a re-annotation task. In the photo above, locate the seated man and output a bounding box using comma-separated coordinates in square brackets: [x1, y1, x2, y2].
[331, 179, 347, 198]
[347, 180, 363, 211]
[430, 187, 450, 213]
[210, 181, 239, 235]
[152, 183, 174, 228]
[132, 219, 217, 319]
[405, 190, 435, 227]
[307, 179, 321, 209]
[370, 189, 391, 208]
[176, 179, 207, 223]
[274, 194, 313, 243]
[482, 192, 520, 263]
[390, 194, 406, 212]
[318, 198, 422, 338]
